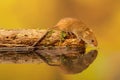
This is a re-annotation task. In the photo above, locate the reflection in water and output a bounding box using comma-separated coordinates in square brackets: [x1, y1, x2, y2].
[0, 46, 97, 74]
[35, 46, 98, 74]
[60, 50, 97, 74]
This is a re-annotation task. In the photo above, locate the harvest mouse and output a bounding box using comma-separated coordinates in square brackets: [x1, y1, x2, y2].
[52, 18, 98, 47]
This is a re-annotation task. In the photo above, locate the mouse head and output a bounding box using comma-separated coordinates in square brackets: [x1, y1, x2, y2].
[82, 28, 98, 47]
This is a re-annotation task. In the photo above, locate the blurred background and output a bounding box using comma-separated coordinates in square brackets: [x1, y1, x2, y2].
[0, 0, 120, 80]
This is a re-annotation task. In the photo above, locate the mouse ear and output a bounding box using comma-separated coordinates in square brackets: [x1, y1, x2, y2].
[84, 28, 94, 35]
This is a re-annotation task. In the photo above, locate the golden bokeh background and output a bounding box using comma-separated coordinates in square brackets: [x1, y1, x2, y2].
[0, 0, 120, 80]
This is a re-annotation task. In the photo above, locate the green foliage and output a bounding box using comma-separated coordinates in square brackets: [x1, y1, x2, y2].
[60, 31, 67, 41]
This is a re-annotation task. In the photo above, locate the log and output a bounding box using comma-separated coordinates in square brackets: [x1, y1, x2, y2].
[0, 29, 85, 63]
[0, 29, 98, 74]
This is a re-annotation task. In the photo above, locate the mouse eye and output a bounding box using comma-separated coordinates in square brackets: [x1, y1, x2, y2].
[91, 40, 94, 42]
